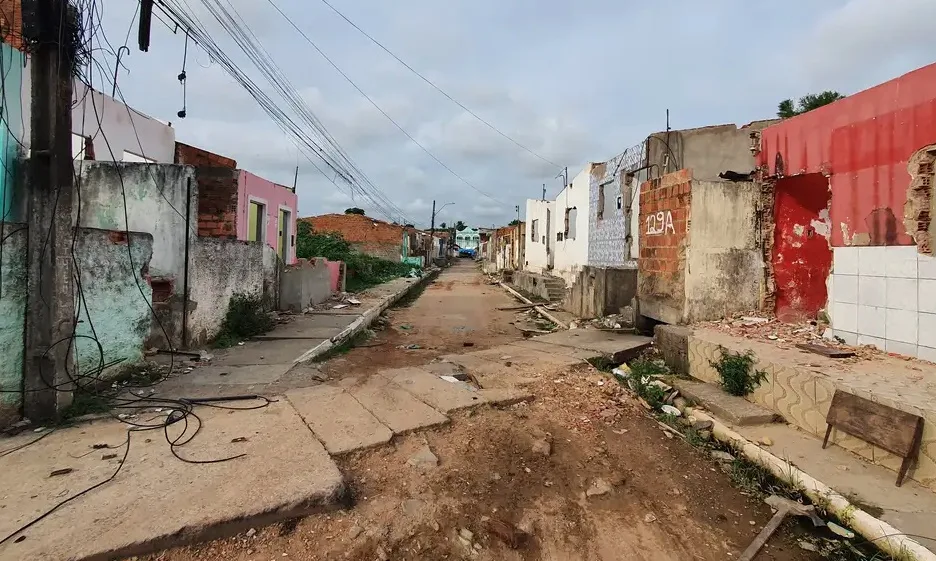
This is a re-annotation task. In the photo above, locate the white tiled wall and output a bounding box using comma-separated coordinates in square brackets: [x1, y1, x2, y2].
[829, 246, 936, 359]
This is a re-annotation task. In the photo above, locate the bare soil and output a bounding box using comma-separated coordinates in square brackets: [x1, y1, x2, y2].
[143, 263, 823, 561]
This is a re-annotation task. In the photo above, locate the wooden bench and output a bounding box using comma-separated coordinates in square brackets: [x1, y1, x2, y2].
[822, 390, 924, 486]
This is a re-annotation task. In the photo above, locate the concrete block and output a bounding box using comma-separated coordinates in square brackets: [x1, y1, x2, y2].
[348, 377, 449, 434]
[654, 324, 693, 376]
[287, 385, 393, 454]
[671, 378, 778, 426]
[280, 258, 334, 312]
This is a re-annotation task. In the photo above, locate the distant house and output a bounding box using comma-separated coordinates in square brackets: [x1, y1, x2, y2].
[175, 143, 298, 264]
[455, 227, 481, 255]
[302, 213, 422, 265]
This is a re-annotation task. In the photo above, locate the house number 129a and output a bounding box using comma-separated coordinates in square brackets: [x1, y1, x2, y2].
[646, 211, 675, 236]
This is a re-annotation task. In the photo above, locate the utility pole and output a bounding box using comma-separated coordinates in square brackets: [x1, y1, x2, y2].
[24, 0, 76, 421]
[541, 183, 546, 201]
[427, 199, 436, 262]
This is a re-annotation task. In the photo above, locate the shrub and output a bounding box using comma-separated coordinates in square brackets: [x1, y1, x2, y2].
[214, 293, 274, 348]
[711, 348, 767, 396]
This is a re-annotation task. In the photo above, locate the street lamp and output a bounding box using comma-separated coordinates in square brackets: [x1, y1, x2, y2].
[428, 201, 455, 259]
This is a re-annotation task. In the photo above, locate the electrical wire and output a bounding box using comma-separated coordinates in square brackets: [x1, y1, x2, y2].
[312, 0, 563, 171]
[262, 0, 506, 206]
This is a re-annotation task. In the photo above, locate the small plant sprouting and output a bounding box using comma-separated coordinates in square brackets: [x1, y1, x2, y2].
[710, 347, 767, 397]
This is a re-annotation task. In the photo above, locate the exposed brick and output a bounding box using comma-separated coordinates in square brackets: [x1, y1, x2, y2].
[0, 0, 24, 51]
[174, 142, 238, 168]
[193, 167, 239, 238]
[302, 213, 408, 261]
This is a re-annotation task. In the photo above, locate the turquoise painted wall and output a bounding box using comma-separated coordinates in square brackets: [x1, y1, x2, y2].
[73, 229, 154, 380]
[0, 225, 26, 424]
[0, 43, 25, 224]
[455, 228, 480, 251]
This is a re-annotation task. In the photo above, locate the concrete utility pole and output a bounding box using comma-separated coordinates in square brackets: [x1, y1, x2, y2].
[24, 0, 76, 421]
[427, 199, 436, 262]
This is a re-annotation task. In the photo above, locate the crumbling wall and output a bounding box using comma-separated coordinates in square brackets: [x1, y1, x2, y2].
[637, 170, 691, 324]
[193, 167, 239, 238]
[563, 266, 637, 319]
[771, 174, 833, 321]
[187, 239, 279, 346]
[905, 145, 935, 256]
[73, 228, 154, 380]
[0, 224, 26, 426]
[684, 180, 763, 322]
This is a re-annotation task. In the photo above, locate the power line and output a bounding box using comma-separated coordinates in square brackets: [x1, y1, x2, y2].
[263, 0, 507, 206]
[155, 0, 414, 223]
[314, 0, 563, 171]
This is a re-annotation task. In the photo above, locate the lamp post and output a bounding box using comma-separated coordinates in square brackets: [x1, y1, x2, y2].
[429, 201, 454, 260]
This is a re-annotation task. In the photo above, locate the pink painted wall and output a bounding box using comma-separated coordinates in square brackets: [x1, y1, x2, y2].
[236, 170, 298, 264]
[325, 260, 342, 292]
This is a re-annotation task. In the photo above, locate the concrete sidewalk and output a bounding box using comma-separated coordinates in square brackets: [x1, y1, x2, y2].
[151, 271, 438, 400]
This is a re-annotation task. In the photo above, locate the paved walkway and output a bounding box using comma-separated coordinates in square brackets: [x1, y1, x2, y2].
[0, 265, 652, 561]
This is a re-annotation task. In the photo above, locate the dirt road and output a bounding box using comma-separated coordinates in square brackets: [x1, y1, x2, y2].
[145, 262, 821, 561]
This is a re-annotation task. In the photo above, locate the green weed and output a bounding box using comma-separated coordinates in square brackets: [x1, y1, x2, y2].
[710, 347, 767, 397]
[213, 293, 275, 348]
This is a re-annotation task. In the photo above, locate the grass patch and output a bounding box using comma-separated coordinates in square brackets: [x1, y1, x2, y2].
[621, 359, 670, 409]
[62, 389, 114, 420]
[213, 294, 275, 348]
[586, 355, 617, 372]
[711, 347, 767, 397]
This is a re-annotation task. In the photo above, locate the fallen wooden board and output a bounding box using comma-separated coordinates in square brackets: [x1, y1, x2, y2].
[822, 390, 924, 486]
[795, 343, 855, 358]
[498, 282, 568, 330]
[496, 304, 538, 311]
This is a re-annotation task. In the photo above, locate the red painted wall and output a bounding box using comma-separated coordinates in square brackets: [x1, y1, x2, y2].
[758, 63, 936, 247]
[772, 174, 832, 321]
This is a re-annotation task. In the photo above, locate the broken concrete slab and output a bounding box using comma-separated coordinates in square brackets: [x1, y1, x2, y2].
[505, 339, 597, 360]
[671, 379, 778, 426]
[211, 339, 319, 366]
[381, 367, 534, 413]
[437, 354, 539, 389]
[0, 401, 344, 561]
[380, 367, 486, 413]
[532, 330, 652, 362]
[169, 364, 293, 386]
[348, 377, 449, 434]
[286, 385, 393, 455]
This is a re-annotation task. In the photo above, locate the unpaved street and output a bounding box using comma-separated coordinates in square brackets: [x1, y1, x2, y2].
[146, 262, 819, 561]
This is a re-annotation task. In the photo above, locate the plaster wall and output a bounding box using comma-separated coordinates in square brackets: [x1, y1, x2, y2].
[524, 199, 556, 273]
[187, 238, 279, 346]
[552, 166, 591, 284]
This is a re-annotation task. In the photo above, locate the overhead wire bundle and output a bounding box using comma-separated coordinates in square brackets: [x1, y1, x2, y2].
[155, 0, 415, 225]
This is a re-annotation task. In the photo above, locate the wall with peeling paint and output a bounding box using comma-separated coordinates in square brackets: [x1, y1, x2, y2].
[759, 62, 936, 359]
[524, 199, 556, 274]
[772, 174, 832, 321]
[552, 166, 591, 284]
[759, 63, 936, 249]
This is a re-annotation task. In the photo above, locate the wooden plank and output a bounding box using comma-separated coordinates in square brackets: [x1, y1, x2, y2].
[823, 390, 924, 486]
[496, 304, 538, 311]
[795, 343, 855, 358]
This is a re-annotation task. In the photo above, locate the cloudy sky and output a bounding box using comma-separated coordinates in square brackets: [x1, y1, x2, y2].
[97, 0, 936, 228]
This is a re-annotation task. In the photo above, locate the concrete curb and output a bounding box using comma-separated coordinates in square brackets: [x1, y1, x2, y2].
[293, 268, 441, 364]
[679, 405, 936, 561]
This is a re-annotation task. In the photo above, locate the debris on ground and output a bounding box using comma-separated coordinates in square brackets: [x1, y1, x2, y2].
[585, 478, 613, 497]
[711, 450, 735, 462]
[407, 443, 439, 471]
[531, 438, 552, 456]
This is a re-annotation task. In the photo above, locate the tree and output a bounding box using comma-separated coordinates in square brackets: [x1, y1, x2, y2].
[344, 207, 365, 215]
[508, 219, 521, 226]
[438, 222, 446, 229]
[777, 91, 845, 119]
[455, 220, 467, 231]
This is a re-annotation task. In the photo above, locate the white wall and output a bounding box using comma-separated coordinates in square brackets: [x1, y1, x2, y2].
[552, 166, 591, 284]
[828, 245, 936, 361]
[22, 64, 176, 163]
[524, 199, 555, 273]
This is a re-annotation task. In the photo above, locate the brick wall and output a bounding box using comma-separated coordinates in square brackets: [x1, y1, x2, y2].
[638, 169, 692, 322]
[194, 167, 238, 238]
[303, 213, 404, 262]
[638, 169, 691, 274]
[174, 142, 237, 169]
[0, 0, 24, 51]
